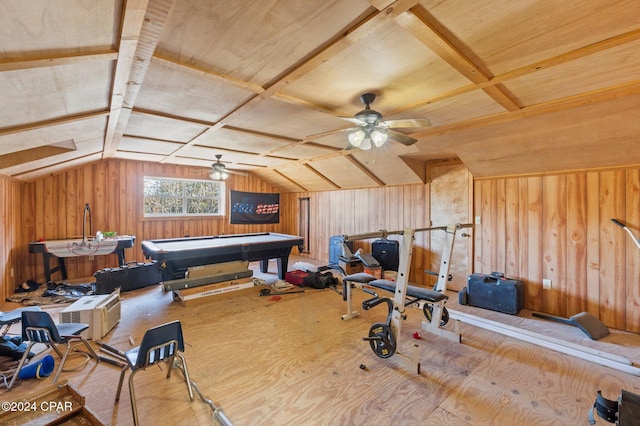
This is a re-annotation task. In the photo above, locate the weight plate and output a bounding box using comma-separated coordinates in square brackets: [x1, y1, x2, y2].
[367, 322, 396, 359]
[423, 304, 449, 326]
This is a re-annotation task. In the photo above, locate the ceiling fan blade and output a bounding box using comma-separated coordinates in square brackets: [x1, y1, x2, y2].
[306, 127, 354, 140]
[337, 116, 367, 126]
[387, 129, 418, 146]
[384, 118, 431, 128]
[226, 169, 248, 177]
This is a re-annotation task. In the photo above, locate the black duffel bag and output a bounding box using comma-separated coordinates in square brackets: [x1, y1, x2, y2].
[302, 271, 337, 289]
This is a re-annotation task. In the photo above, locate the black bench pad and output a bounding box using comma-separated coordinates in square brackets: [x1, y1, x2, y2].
[369, 279, 448, 303]
[343, 273, 378, 283]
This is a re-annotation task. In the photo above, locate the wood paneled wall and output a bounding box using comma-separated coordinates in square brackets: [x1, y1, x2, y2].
[4, 159, 638, 333]
[11, 159, 284, 299]
[474, 167, 640, 332]
[0, 175, 23, 299]
[280, 163, 473, 287]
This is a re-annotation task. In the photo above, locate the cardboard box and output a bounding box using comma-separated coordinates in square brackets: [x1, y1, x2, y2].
[339, 257, 363, 275]
[174, 278, 257, 307]
[175, 276, 253, 298]
[363, 266, 382, 279]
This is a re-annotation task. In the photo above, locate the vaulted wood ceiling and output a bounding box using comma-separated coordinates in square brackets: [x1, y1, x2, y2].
[2, 0, 640, 191]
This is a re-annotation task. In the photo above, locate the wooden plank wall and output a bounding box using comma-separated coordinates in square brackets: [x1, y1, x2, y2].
[474, 166, 640, 332]
[280, 163, 473, 287]
[281, 185, 432, 285]
[0, 175, 23, 298]
[5, 160, 638, 333]
[11, 159, 284, 300]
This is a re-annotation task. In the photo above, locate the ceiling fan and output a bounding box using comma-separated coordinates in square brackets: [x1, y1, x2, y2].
[320, 93, 431, 150]
[209, 154, 248, 180]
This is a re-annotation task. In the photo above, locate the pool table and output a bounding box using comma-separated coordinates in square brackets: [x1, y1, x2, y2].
[141, 232, 304, 281]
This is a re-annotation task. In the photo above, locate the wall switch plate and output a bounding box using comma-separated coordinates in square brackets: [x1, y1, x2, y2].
[543, 278, 552, 289]
[475, 216, 481, 225]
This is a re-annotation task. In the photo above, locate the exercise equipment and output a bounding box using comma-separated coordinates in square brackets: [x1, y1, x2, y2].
[341, 223, 472, 373]
[532, 311, 609, 340]
[612, 218, 640, 249]
[18, 355, 55, 379]
[367, 322, 396, 358]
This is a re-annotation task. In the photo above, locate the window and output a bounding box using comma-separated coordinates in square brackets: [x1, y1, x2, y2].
[143, 176, 225, 217]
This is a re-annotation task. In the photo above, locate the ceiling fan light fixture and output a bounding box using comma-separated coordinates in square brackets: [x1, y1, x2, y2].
[370, 128, 388, 147]
[348, 128, 366, 147]
[210, 170, 228, 181]
[360, 136, 372, 150]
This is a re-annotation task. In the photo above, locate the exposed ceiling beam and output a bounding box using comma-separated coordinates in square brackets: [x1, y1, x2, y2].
[0, 143, 77, 169]
[0, 110, 109, 136]
[397, 6, 521, 111]
[103, 0, 173, 158]
[0, 51, 118, 72]
[303, 163, 341, 189]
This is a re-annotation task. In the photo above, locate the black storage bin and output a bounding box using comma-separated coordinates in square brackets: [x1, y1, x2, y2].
[94, 261, 162, 294]
[460, 272, 525, 314]
[372, 239, 400, 271]
[329, 235, 354, 265]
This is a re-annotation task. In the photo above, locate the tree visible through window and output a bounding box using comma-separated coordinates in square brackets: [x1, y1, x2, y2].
[143, 177, 225, 217]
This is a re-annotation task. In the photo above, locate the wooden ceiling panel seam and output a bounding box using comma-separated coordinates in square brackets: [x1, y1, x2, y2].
[274, 169, 309, 191]
[303, 163, 341, 189]
[412, 79, 640, 139]
[345, 154, 386, 186]
[490, 27, 640, 87]
[152, 53, 265, 94]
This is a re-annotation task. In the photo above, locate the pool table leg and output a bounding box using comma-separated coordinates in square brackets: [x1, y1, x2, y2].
[259, 257, 288, 280]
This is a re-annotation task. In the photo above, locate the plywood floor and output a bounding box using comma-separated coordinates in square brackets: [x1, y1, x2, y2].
[1, 257, 639, 425]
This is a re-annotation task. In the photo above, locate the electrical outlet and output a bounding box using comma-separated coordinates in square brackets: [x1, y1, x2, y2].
[543, 278, 552, 289]
[475, 216, 482, 225]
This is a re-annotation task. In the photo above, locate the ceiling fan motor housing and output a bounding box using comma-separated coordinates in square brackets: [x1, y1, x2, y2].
[356, 93, 383, 125]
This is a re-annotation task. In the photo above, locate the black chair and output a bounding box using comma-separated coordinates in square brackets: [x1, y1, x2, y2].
[7, 310, 99, 390]
[115, 320, 194, 425]
[0, 306, 41, 337]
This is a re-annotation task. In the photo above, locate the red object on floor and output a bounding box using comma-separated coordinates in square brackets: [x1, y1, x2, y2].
[285, 270, 309, 286]
[412, 332, 421, 339]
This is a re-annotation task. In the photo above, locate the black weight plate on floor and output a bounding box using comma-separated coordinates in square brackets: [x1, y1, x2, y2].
[367, 322, 396, 359]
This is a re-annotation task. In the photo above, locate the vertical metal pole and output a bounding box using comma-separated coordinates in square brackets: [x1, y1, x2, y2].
[389, 228, 415, 339]
[433, 224, 457, 293]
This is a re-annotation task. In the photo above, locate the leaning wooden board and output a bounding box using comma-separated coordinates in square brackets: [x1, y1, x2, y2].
[162, 269, 253, 291]
[0, 383, 105, 425]
[173, 279, 260, 307]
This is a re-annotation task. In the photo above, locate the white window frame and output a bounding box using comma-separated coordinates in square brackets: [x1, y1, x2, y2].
[143, 176, 225, 218]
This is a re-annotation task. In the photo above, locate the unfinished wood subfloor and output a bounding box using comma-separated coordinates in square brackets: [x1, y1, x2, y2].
[1, 259, 639, 425]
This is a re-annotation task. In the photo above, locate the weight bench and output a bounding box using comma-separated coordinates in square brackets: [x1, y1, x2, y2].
[341, 273, 449, 325]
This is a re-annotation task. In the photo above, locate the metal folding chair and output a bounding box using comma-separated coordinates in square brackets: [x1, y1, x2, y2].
[115, 320, 194, 425]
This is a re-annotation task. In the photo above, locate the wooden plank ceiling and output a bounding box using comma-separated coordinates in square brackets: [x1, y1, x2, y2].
[1, 0, 640, 191]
